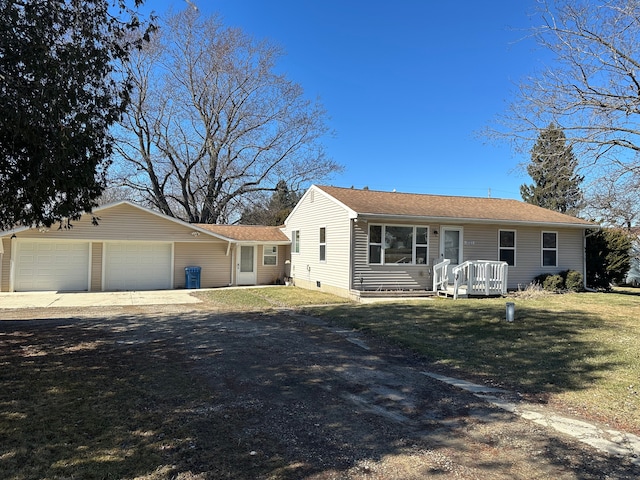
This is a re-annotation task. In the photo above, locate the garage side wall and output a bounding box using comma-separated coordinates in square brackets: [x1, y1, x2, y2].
[174, 242, 231, 288]
[91, 242, 103, 291]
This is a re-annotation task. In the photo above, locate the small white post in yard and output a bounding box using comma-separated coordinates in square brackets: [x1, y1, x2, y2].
[506, 302, 515, 322]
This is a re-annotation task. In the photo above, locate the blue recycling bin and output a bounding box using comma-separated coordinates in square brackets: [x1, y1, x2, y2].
[185, 266, 201, 289]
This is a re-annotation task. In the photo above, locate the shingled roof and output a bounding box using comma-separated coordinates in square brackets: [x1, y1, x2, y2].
[316, 185, 594, 227]
[195, 224, 289, 242]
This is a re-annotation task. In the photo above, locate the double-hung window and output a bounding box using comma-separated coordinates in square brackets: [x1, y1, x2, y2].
[263, 245, 277, 266]
[319, 227, 326, 262]
[368, 225, 429, 265]
[369, 225, 382, 264]
[292, 230, 300, 254]
[415, 227, 429, 264]
[542, 231, 558, 267]
[499, 230, 516, 266]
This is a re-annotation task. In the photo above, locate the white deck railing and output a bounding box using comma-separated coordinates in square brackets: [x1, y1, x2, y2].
[433, 259, 451, 292]
[451, 260, 509, 299]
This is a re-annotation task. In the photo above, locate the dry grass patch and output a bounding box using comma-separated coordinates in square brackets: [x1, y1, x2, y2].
[0, 323, 289, 480]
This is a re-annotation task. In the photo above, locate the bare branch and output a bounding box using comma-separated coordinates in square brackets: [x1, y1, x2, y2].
[112, 8, 341, 223]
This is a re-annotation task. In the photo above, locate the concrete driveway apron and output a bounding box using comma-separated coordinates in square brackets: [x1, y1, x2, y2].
[0, 290, 202, 309]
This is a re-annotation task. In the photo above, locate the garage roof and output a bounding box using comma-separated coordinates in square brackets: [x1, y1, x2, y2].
[195, 224, 289, 243]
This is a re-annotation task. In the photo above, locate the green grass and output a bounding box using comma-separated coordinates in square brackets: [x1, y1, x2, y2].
[305, 290, 640, 434]
[194, 286, 350, 310]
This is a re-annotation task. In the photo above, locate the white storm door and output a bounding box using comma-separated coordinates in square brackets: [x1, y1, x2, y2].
[440, 227, 463, 282]
[237, 245, 257, 285]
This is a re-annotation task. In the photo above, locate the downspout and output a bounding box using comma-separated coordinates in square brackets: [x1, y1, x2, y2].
[583, 229, 587, 291]
[228, 242, 234, 286]
[0, 238, 3, 293]
[9, 234, 16, 292]
[349, 218, 354, 294]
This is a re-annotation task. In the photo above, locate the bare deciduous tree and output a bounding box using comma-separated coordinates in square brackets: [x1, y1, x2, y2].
[113, 8, 341, 223]
[491, 0, 640, 215]
[583, 176, 640, 229]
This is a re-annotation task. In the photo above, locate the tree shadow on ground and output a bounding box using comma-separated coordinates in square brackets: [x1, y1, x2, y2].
[0, 309, 638, 479]
[313, 302, 622, 398]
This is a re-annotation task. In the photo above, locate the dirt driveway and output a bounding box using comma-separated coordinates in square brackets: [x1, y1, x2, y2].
[2, 303, 639, 479]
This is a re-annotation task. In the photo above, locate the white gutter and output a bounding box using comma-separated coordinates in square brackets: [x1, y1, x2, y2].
[356, 213, 594, 229]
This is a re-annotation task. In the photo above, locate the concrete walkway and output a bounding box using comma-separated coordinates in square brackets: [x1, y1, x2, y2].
[311, 313, 640, 465]
[0, 289, 202, 309]
[422, 371, 640, 466]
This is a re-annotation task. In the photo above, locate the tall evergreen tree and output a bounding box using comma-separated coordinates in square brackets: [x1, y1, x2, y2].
[521, 123, 584, 215]
[585, 228, 633, 289]
[0, 0, 151, 230]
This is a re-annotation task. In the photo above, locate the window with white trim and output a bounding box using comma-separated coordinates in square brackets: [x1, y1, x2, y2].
[319, 227, 326, 262]
[542, 231, 558, 267]
[369, 225, 382, 264]
[415, 227, 429, 264]
[263, 245, 277, 266]
[368, 224, 429, 265]
[292, 230, 300, 254]
[499, 230, 516, 266]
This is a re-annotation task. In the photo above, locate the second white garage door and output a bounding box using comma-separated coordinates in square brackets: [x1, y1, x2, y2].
[104, 242, 173, 291]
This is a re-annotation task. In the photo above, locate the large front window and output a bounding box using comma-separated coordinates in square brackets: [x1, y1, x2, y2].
[368, 225, 429, 265]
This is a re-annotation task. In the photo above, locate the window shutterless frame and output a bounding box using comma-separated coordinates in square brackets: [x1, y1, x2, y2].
[498, 229, 516, 267]
[319, 226, 326, 262]
[292, 230, 300, 254]
[541, 231, 558, 267]
[368, 224, 429, 265]
[263, 245, 278, 266]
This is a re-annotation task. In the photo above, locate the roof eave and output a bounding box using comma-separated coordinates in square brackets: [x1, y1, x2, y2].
[356, 213, 595, 229]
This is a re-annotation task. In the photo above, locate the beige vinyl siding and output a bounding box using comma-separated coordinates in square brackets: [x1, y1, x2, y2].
[91, 242, 103, 291]
[12, 204, 218, 243]
[174, 242, 231, 288]
[256, 245, 288, 285]
[1, 238, 9, 292]
[353, 222, 586, 292]
[353, 222, 435, 291]
[510, 227, 584, 288]
[433, 224, 585, 290]
[285, 188, 352, 293]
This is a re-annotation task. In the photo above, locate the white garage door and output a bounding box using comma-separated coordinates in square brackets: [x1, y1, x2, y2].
[14, 241, 90, 292]
[104, 242, 172, 291]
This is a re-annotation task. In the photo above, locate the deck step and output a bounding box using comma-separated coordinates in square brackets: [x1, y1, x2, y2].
[357, 290, 435, 299]
[436, 287, 468, 299]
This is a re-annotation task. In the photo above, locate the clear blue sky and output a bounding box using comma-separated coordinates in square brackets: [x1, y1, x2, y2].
[148, 0, 546, 199]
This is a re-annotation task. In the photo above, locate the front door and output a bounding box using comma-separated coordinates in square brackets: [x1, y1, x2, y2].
[440, 227, 463, 282]
[237, 245, 257, 285]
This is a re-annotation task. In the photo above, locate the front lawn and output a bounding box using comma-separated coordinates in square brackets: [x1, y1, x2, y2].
[194, 286, 350, 310]
[306, 290, 640, 435]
